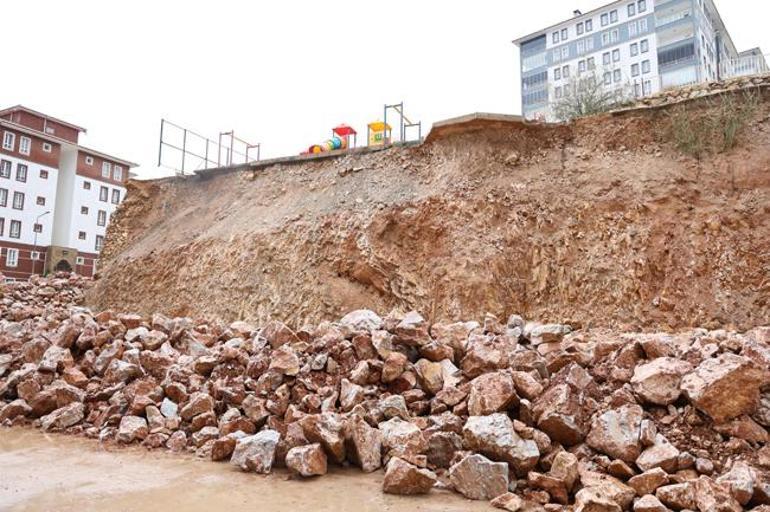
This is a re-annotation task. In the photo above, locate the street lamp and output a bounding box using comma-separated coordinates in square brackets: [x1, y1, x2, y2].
[33, 211, 50, 276]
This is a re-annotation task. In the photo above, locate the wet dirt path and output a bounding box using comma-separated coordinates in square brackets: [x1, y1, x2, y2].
[0, 427, 491, 512]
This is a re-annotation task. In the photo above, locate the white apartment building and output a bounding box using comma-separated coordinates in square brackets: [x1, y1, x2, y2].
[514, 0, 768, 121]
[0, 105, 135, 279]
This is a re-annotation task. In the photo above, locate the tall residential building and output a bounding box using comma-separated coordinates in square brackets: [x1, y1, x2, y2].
[0, 105, 136, 280]
[513, 0, 768, 121]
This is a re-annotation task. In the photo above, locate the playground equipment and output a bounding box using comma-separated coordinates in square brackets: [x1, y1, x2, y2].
[304, 124, 357, 155]
[367, 121, 392, 147]
[383, 102, 422, 143]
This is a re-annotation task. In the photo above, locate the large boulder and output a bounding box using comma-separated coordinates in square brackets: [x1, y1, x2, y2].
[449, 453, 509, 501]
[467, 371, 519, 416]
[117, 415, 149, 443]
[680, 353, 769, 422]
[382, 457, 436, 495]
[285, 443, 327, 477]
[345, 415, 382, 472]
[586, 404, 644, 463]
[379, 417, 426, 458]
[462, 413, 539, 476]
[298, 413, 347, 464]
[40, 402, 84, 431]
[532, 383, 588, 446]
[636, 434, 680, 473]
[230, 430, 281, 473]
[631, 358, 693, 406]
[339, 310, 382, 332]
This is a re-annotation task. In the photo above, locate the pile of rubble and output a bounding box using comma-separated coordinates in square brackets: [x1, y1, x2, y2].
[626, 73, 770, 109]
[2, 274, 770, 512]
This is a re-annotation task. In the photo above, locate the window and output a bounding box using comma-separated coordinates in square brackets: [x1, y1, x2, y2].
[554, 68, 562, 80]
[0, 161, 10, 178]
[33, 223, 42, 233]
[114, 166, 123, 181]
[561, 46, 569, 59]
[586, 38, 594, 52]
[632, 63, 640, 76]
[19, 137, 31, 156]
[629, 22, 638, 36]
[0, 189, 6, 207]
[561, 28, 568, 41]
[631, 43, 639, 56]
[85, 156, 94, 166]
[642, 60, 651, 74]
[644, 79, 652, 94]
[16, 164, 27, 183]
[9, 220, 21, 239]
[6, 248, 18, 267]
[614, 69, 622, 82]
[577, 40, 585, 54]
[95, 235, 104, 252]
[553, 49, 562, 62]
[553, 32, 560, 44]
[2, 132, 15, 151]
[99, 186, 108, 202]
[101, 162, 111, 179]
[628, 3, 636, 16]
[31, 251, 41, 261]
[36, 196, 45, 206]
[0, 218, 4, 236]
[81, 206, 89, 215]
[586, 19, 593, 32]
[611, 29, 619, 43]
[577, 22, 584, 35]
[42, 142, 52, 153]
[587, 57, 596, 70]
[610, 10, 618, 23]
[97, 210, 107, 227]
[635, 83, 643, 97]
[601, 13, 609, 26]
[603, 52, 611, 65]
[83, 181, 91, 190]
[613, 49, 621, 62]
[76, 256, 85, 265]
[555, 86, 563, 99]
[12, 192, 24, 210]
[578, 60, 587, 74]
[604, 72, 612, 85]
[639, 19, 647, 32]
[111, 189, 120, 204]
[39, 169, 49, 179]
[640, 39, 649, 53]
[45, 126, 55, 135]
[602, 32, 610, 46]
[638, 0, 647, 13]
[78, 231, 87, 240]
[562, 65, 570, 78]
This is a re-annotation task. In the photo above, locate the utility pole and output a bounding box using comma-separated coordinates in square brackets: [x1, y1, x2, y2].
[33, 211, 50, 276]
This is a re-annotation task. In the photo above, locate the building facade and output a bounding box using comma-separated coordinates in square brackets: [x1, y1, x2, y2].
[514, 0, 768, 121]
[0, 105, 136, 280]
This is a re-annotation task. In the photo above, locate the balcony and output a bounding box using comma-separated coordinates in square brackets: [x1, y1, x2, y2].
[721, 53, 770, 79]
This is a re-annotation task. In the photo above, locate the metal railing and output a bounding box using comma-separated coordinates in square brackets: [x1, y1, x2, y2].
[157, 119, 261, 175]
[720, 54, 770, 80]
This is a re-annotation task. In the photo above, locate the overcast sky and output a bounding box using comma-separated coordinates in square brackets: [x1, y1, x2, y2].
[4, 0, 769, 178]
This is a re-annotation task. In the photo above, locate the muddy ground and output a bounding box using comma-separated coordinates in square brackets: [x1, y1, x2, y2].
[0, 428, 489, 512]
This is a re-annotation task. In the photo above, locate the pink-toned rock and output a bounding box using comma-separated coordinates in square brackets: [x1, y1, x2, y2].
[511, 371, 544, 400]
[462, 413, 540, 476]
[230, 430, 280, 473]
[345, 415, 382, 472]
[117, 415, 149, 443]
[40, 402, 85, 431]
[549, 451, 580, 492]
[468, 370, 518, 416]
[286, 443, 327, 477]
[180, 392, 215, 421]
[636, 434, 680, 473]
[381, 352, 408, 383]
[633, 494, 668, 512]
[430, 321, 479, 361]
[0, 399, 32, 422]
[166, 431, 187, 452]
[631, 358, 693, 406]
[394, 312, 431, 348]
[714, 415, 769, 444]
[491, 493, 546, 512]
[269, 345, 300, 376]
[382, 457, 436, 495]
[379, 417, 426, 458]
[461, 334, 510, 378]
[680, 353, 770, 423]
[715, 461, 756, 505]
[339, 310, 382, 332]
[587, 404, 643, 463]
[695, 476, 742, 512]
[449, 453, 509, 501]
[629, 468, 669, 496]
[339, 379, 364, 412]
[655, 482, 697, 511]
[258, 320, 299, 349]
[414, 359, 444, 395]
[298, 412, 347, 464]
[532, 383, 588, 446]
[529, 471, 570, 505]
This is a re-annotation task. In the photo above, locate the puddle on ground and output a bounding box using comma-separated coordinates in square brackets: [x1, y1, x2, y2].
[0, 427, 492, 512]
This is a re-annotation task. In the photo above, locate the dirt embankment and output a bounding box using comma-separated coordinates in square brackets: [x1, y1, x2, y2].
[91, 91, 770, 331]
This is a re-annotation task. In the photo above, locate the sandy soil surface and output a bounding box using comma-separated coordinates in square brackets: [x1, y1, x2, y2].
[0, 428, 490, 512]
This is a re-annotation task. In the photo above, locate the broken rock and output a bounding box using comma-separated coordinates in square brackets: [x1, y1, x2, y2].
[449, 453, 509, 501]
[382, 457, 436, 495]
[286, 443, 327, 477]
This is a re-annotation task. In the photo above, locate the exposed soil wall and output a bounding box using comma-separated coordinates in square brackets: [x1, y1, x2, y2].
[91, 90, 770, 331]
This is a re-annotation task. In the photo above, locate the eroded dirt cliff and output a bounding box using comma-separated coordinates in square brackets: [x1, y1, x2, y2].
[90, 91, 770, 331]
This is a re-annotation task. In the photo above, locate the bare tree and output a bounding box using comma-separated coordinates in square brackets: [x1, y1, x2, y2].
[552, 71, 633, 121]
